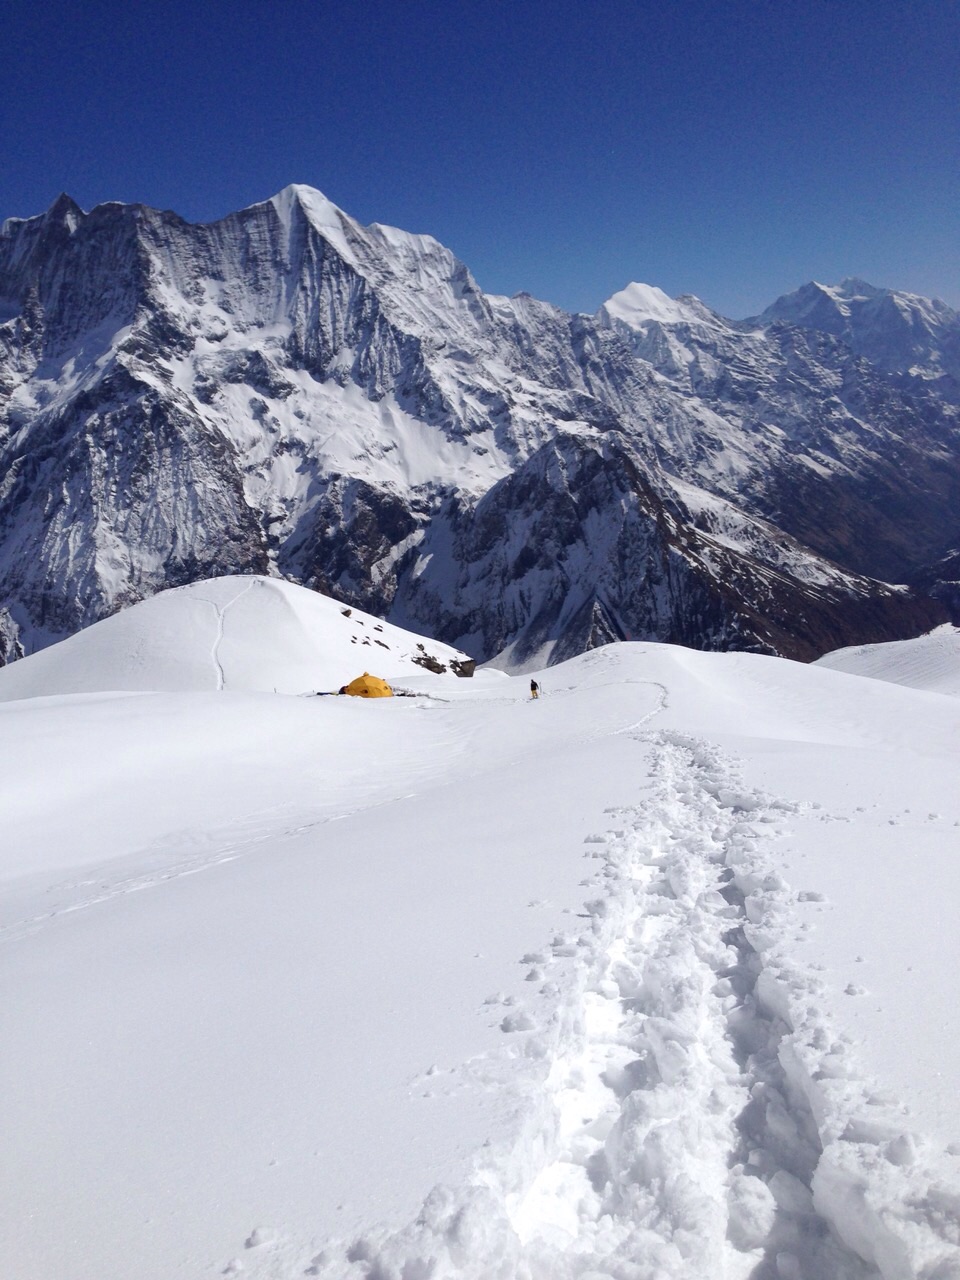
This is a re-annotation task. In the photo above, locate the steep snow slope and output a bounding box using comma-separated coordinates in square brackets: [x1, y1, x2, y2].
[815, 623, 960, 696]
[2, 628, 959, 1279]
[0, 575, 472, 701]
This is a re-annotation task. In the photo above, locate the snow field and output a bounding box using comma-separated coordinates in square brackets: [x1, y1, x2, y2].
[815, 625, 960, 698]
[2, 624, 960, 1279]
[314, 729, 950, 1279]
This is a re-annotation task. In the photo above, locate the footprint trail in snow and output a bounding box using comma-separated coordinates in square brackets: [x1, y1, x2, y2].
[234, 730, 960, 1280]
[509, 734, 874, 1279]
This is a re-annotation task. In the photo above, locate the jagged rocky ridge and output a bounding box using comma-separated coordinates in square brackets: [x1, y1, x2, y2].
[1, 187, 957, 667]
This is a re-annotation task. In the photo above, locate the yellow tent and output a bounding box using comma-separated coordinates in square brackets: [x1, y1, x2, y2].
[342, 672, 393, 698]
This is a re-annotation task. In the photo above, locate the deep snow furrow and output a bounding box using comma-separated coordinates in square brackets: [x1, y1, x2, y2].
[503, 734, 878, 1280]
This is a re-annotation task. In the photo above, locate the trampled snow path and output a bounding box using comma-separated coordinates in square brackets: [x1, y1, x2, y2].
[285, 728, 959, 1280]
[508, 734, 875, 1280]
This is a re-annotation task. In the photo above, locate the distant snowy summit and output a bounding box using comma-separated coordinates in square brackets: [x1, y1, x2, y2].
[756, 278, 960, 382]
[597, 282, 720, 330]
[598, 276, 960, 382]
[0, 185, 957, 669]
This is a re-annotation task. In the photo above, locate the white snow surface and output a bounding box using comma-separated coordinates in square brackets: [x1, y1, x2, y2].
[0, 576, 472, 701]
[815, 624, 960, 698]
[2, 600, 960, 1280]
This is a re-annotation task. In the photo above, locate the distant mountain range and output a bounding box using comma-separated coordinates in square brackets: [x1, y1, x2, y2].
[1, 186, 957, 667]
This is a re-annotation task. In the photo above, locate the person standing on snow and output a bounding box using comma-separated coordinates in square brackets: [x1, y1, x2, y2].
[530, 679, 540, 699]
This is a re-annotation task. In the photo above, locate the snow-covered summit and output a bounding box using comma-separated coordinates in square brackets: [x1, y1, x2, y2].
[597, 281, 723, 332]
[266, 183, 360, 267]
[0, 576, 473, 703]
[759, 278, 960, 381]
[0, 191, 84, 239]
[761, 276, 956, 325]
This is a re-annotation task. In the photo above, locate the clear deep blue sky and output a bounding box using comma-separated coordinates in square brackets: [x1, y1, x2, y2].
[2, 0, 958, 316]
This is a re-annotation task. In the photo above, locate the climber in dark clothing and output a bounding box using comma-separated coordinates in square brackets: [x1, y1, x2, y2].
[530, 679, 540, 699]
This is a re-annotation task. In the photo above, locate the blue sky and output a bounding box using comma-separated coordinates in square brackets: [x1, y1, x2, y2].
[2, 0, 957, 316]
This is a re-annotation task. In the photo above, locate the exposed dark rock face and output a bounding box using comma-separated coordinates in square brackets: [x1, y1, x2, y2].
[909, 549, 960, 624]
[392, 433, 943, 665]
[1, 188, 956, 666]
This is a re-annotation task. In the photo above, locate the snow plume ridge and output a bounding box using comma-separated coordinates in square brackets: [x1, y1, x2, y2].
[270, 730, 960, 1280]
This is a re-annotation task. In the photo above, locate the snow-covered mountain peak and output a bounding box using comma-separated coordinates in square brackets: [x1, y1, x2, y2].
[261, 182, 360, 271]
[43, 192, 85, 232]
[597, 282, 719, 331]
[759, 279, 854, 328]
[783, 279, 885, 314]
[835, 276, 883, 300]
[259, 184, 491, 344]
[264, 185, 462, 280]
[1, 192, 85, 240]
[760, 276, 943, 326]
[269, 181, 337, 209]
[0, 184, 956, 671]
[760, 277, 960, 380]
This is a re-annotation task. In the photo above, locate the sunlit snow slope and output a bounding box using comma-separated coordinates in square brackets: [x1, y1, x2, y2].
[0, 575, 472, 701]
[1, 595, 959, 1280]
[815, 623, 960, 697]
